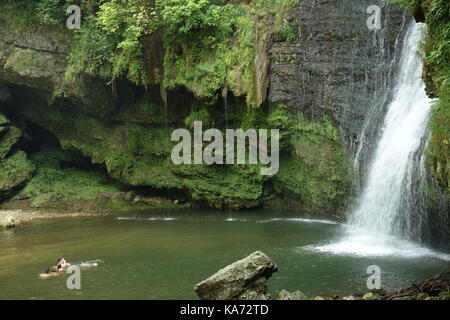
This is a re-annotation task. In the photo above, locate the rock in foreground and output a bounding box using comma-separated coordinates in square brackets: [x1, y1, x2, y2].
[277, 289, 306, 300]
[194, 251, 278, 300]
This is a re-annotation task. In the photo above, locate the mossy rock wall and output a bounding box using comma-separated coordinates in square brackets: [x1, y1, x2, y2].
[413, 0, 449, 199]
[4, 81, 352, 212]
[0, 0, 357, 213]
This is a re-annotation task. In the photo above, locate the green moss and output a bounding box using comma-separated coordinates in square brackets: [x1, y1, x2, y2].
[10, 149, 122, 208]
[1, 1, 353, 212]
[0, 114, 9, 126]
[13, 167, 119, 206]
[184, 106, 214, 129]
[280, 23, 298, 42]
[0, 125, 22, 159]
[267, 105, 352, 212]
[0, 151, 36, 200]
[439, 291, 450, 300]
[417, 0, 449, 195]
[10, 50, 35, 73]
[427, 97, 450, 195]
[266, 104, 340, 146]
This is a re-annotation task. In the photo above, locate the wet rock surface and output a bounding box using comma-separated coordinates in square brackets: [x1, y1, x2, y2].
[269, 0, 408, 163]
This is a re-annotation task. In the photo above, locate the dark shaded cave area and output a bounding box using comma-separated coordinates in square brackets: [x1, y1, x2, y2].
[0, 83, 191, 210]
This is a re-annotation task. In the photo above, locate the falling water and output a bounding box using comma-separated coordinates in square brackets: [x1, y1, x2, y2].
[310, 22, 450, 259]
[350, 22, 432, 236]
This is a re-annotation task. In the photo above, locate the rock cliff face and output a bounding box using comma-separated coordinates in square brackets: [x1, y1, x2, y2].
[269, 0, 408, 176]
[0, 1, 409, 213]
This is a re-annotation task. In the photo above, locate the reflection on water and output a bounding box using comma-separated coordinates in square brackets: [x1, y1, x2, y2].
[0, 209, 448, 300]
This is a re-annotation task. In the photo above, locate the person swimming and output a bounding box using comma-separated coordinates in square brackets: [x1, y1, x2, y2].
[38, 267, 59, 279]
[56, 257, 70, 270]
[57, 257, 65, 266]
[38, 257, 73, 278]
[38, 268, 51, 278]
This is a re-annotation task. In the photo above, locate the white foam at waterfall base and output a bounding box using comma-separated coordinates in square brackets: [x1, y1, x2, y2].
[303, 225, 450, 261]
[304, 23, 450, 262]
[257, 218, 338, 225]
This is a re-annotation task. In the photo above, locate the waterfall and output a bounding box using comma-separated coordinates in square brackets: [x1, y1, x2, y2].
[349, 22, 432, 238]
[311, 22, 449, 259]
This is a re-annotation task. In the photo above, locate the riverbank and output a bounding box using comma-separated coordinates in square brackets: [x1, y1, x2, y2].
[0, 209, 103, 227]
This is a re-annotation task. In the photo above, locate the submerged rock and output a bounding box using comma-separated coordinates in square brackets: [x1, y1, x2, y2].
[194, 251, 278, 300]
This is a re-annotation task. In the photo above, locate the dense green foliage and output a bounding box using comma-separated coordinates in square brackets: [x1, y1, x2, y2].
[420, 0, 450, 195]
[1, 0, 299, 106]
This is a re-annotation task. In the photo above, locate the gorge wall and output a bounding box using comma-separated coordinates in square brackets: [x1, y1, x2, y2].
[269, 0, 408, 186]
[0, 0, 444, 219]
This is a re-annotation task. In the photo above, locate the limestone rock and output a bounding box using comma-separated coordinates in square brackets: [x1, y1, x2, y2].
[194, 251, 278, 300]
[277, 289, 306, 300]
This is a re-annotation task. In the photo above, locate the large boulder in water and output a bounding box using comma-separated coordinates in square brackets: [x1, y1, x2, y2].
[194, 251, 278, 300]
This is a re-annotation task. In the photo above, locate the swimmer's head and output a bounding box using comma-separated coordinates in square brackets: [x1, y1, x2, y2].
[57, 257, 63, 263]
[42, 268, 50, 274]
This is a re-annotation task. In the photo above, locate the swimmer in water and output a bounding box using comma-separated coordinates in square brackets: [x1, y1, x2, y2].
[38, 268, 51, 279]
[56, 257, 69, 270]
[38, 267, 59, 279]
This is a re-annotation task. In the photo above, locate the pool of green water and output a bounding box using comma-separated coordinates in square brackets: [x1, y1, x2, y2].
[0, 209, 448, 299]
